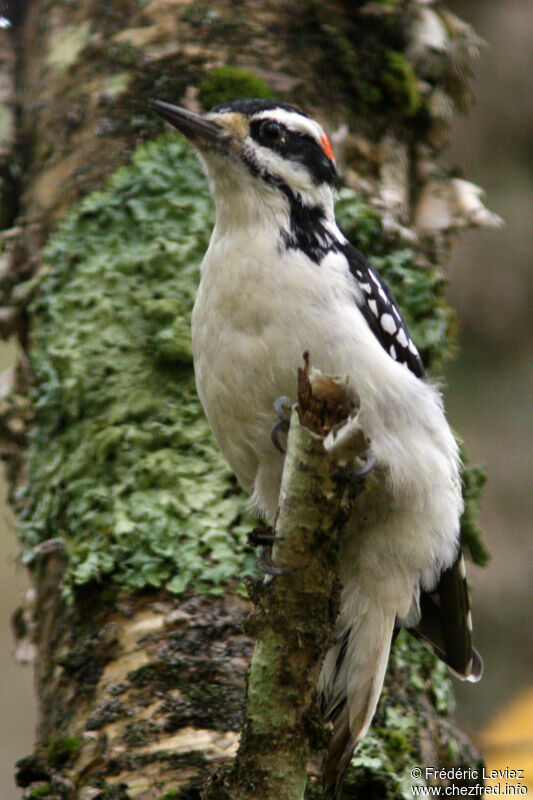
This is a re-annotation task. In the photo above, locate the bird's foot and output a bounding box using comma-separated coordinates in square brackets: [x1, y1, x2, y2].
[323, 408, 374, 474]
[271, 395, 293, 453]
[248, 525, 277, 548]
[248, 525, 292, 576]
[334, 448, 376, 483]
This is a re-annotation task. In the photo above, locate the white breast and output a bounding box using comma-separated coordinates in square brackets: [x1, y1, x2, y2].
[192, 222, 461, 586]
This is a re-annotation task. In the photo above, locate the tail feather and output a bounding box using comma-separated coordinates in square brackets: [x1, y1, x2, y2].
[320, 553, 482, 796]
[321, 612, 396, 796]
[322, 703, 354, 796]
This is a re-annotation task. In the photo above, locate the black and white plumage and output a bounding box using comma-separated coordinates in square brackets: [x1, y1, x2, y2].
[150, 97, 482, 794]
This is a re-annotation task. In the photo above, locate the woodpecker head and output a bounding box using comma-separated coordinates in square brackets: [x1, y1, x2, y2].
[149, 98, 338, 226]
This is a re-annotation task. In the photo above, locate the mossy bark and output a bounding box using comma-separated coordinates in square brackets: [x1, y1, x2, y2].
[0, 1, 494, 798]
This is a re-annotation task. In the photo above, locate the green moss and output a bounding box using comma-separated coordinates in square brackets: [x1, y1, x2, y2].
[27, 785, 52, 799]
[198, 66, 275, 110]
[162, 779, 204, 799]
[15, 755, 49, 789]
[380, 51, 422, 117]
[122, 720, 157, 748]
[319, 23, 361, 88]
[45, 734, 82, 768]
[22, 133, 257, 600]
[92, 782, 131, 800]
[300, 10, 426, 126]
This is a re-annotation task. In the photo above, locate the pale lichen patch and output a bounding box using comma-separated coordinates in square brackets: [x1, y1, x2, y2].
[47, 21, 92, 70]
[0, 102, 15, 153]
[100, 649, 151, 686]
[113, 25, 163, 49]
[135, 727, 240, 758]
[99, 72, 132, 101]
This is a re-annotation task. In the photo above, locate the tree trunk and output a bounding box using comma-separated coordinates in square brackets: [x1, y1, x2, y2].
[1, 1, 497, 798]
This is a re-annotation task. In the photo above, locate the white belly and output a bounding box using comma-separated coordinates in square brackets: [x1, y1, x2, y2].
[191, 229, 462, 590]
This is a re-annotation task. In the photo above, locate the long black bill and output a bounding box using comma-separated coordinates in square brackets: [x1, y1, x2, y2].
[148, 99, 224, 145]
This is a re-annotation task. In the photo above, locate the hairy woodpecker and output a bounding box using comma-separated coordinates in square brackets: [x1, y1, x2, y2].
[150, 97, 482, 792]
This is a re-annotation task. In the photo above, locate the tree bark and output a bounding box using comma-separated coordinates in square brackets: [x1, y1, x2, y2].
[1, 1, 498, 798]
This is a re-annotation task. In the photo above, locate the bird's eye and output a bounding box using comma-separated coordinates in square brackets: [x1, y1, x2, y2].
[259, 120, 284, 145]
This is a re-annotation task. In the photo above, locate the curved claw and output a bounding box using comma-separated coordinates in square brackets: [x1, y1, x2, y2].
[353, 451, 376, 480]
[271, 420, 288, 453]
[257, 548, 293, 576]
[271, 396, 293, 453]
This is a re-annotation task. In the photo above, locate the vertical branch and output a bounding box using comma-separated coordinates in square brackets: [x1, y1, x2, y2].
[204, 366, 368, 800]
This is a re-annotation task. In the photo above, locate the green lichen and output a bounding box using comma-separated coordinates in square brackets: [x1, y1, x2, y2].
[390, 631, 455, 715]
[46, 21, 91, 70]
[22, 133, 257, 600]
[198, 66, 275, 110]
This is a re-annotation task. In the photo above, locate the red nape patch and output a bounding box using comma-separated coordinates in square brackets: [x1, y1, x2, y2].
[320, 132, 335, 161]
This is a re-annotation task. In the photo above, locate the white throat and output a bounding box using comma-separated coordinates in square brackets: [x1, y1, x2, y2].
[200, 149, 337, 237]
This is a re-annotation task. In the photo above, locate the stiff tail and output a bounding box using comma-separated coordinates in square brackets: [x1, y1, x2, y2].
[320, 611, 396, 796]
[320, 553, 482, 797]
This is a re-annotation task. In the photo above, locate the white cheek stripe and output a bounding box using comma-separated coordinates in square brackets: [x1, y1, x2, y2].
[253, 108, 326, 150]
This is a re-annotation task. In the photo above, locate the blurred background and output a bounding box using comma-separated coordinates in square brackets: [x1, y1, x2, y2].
[1, 0, 531, 796]
[444, 0, 533, 788]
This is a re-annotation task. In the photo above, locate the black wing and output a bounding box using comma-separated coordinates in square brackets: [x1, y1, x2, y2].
[408, 553, 483, 681]
[342, 243, 425, 379]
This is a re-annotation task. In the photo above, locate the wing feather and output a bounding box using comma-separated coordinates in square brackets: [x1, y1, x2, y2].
[342, 243, 425, 378]
[408, 553, 483, 681]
